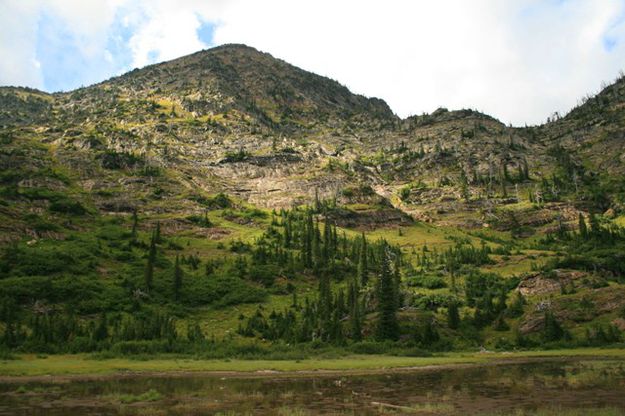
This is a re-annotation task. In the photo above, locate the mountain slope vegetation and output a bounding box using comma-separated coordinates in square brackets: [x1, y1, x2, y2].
[0, 44, 624, 357]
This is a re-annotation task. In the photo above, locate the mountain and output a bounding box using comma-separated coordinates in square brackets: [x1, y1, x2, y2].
[60, 44, 396, 132]
[2, 42, 624, 243]
[1, 44, 625, 355]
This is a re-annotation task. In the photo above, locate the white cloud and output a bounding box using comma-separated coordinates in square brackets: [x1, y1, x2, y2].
[1, 0, 624, 125]
[208, 0, 625, 125]
[0, 0, 127, 90]
[126, 2, 208, 69]
[0, 1, 45, 89]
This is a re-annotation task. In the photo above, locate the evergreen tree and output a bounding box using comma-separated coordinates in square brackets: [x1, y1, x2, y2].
[496, 288, 508, 314]
[145, 231, 156, 290]
[283, 215, 292, 248]
[522, 158, 530, 180]
[348, 280, 363, 341]
[232, 255, 248, 279]
[312, 219, 321, 271]
[375, 245, 400, 341]
[393, 255, 402, 309]
[92, 312, 108, 342]
[155, 221, 162, 243]
[335, 289, 346, 318]
[578, 213, 588, 239]
[317, 271, 332, 339]
[447, 302, 460, 329]
[131, 209, 138, 242]
[459, 168, 470, 202]
[330, 308, 344, 343]
[173, 255, 183, 301]
[507, 292, 525, 318]
[492, 312, 509, 331]
[588, 213, 602, 238]
[357, 234, 368, 286]
[322, 217, 332, 265]
[543, 310, 567, 342]
[314, 188, 320, 212]
[517, 163, 524, 182]
[420, 317, 440, 347]
[187, 321, 204, 342]
[302, 212, 313, 268]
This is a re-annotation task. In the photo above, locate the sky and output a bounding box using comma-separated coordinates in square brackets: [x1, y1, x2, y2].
[1, 0, 625, 126]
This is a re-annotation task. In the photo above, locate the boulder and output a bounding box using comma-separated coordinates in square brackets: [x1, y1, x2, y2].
[517, 270, 588, 297]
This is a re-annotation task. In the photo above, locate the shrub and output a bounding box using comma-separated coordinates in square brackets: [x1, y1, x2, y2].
[49, 199, 87, 215]
[406, 275, 447, 289]
[248, 264, 280, 287]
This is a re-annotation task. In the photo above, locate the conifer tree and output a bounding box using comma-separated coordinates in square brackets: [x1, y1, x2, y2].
[302, 212, 313, 268]
[322, 217, 332, 265]
[507, 291, 526, 317]
[92, 313, 108, 342]
[232, 255, 248, 279]
[145, 231, 156, 290]
[501, 177, 508, 197]
[459, 169, 470, 202]
[173, 255, 183, 300]
[330, 308, 344, 343]
[588, 213, 601, 238]
[496, 288, 508, 314]
[543, 311, 566, 342]
[312, 218, 321, 271]
[375, 245, 399, 341]
[317, 271, 332, 339]
[131, 209, 138, 242]
[393, 255, 402, 309]
[447, 302, 460, 329]
[578, 213, 588, 239]
[335, 289, 346, 318]
[155, 221, 162, 243]
[187, 322, 204, 342]
[349, 281, 363, 341]
[284, 215, 292, 248]
[522, 158, 530, 180]
[357, 234, 368, 286]
[420, 317, 440, 346]
[503, 162, 510, 182]
[314, 188, 320, 212]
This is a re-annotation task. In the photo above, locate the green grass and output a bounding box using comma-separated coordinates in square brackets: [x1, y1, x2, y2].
[191, 289, 302, 338]
[367, 222, 484, 257]
[481, 250, 552, 276]
[1, 348, 625, 377]
[482, 408, 625, 416]
[118, 389, 163, 404]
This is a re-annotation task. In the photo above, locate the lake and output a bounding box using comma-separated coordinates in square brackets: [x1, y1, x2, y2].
[1, 358, 624, 415]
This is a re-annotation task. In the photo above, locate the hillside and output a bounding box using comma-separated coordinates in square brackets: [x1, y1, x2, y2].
[0, 44, 624, 356]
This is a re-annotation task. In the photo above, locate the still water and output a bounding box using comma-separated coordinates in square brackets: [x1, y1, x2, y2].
[1, 359, 624, 415]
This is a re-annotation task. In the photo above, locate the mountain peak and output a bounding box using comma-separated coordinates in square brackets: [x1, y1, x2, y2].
[85, 43, 396, 131]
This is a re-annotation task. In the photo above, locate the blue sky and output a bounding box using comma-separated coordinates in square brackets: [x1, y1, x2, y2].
[30, 3, 215, 91]
[1, 0, 624, 125]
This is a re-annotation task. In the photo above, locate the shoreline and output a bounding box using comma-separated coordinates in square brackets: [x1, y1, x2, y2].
[0, 347, 623, 383]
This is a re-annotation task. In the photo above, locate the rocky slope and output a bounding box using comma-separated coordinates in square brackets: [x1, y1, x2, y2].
[0, 44, 624, 239]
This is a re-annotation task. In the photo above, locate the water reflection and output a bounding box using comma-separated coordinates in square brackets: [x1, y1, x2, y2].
[1, 359, 624, 415]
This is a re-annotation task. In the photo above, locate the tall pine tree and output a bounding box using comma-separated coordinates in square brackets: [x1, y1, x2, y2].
[145, 230, 156, 290]
[357, 233, 368, 286]
[375, 244, 399, 341]
[173, 255, 183, 300]
[131, 209, 138, 242]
